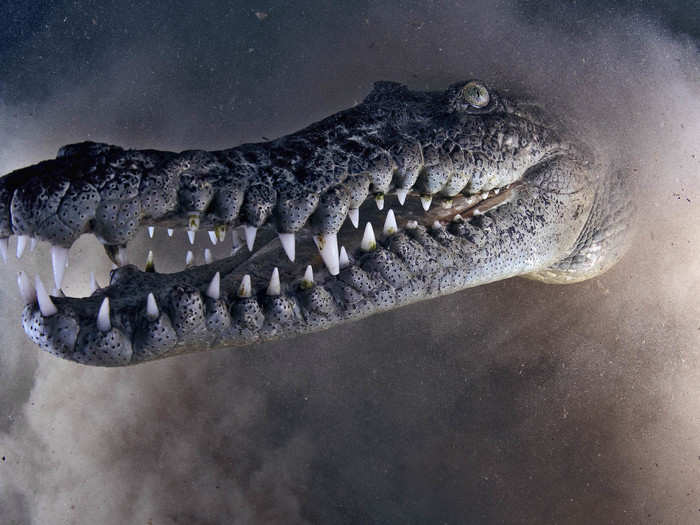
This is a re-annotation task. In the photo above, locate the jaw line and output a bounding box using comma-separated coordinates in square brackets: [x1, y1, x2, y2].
[1, 80, 612, 366]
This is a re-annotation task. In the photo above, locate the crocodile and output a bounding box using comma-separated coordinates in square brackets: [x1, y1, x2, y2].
[0, 80, 634, 366]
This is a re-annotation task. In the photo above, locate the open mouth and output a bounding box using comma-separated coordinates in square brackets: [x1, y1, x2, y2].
[5, 152, 523, 366]
[1, 80, 574, 365]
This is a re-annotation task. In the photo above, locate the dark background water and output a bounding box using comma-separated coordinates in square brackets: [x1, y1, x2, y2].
[0, 1, 698, 524]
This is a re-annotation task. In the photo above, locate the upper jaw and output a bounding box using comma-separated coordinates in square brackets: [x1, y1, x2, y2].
[0, 82, 558, 249]
[1, 81, 589, 365]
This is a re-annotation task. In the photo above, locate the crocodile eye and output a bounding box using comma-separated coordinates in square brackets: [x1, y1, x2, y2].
[460, 81, 489, 108]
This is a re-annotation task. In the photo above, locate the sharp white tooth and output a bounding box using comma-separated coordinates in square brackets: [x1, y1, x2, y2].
[167, 228, 174, 237]
[96, 297, 111, 332]
[206, 271, 220, 300]
[146, 292, 159, 320]
[35, 276, 57, 317]
[314, 233, 339, 276]
[348, 208, 359, 229]
[375, 193, 385, 210]
[406, 220, 418, 229]
[204, 248, 213, 264]
[145, 250, 155, 272]
[452, 214, 464, 222]
[17, 271, 36, 305]
[187, 230, 196, 245]
[361, 222, 376, 252]
[301, 265, 314, 288]
[30, 238, 37, 251]
[231, 228, 242, 256]
[420, 195, 432, 211]
[441, 199, 453, 209]
[266, 267, 281, 296]
[16, 235, 28, 258]
[238, 274, 252, 298]
[396, 188, 408, 205]
[50, 245, 69, 291]
[481, 192, 489, 199]
[432, 220, 442, 230]
[115, 246, 128, 267]
[244, 225, 257, 252]
[383, 209, 397, 236]
[278, 232, 295, 262]
[185, 250, 194, 267]
[215, 225, 226, 242]
[89, 271, 100, 293]
[339, 246, 350, 269]
[208, 231, 218, 245]
[147, 226, 155, 238]
[0, 238, 8, 263]
[494, 188, 500, 195]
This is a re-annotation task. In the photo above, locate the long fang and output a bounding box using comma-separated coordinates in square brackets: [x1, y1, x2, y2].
[96, 297, 111, 332]
[206, 272, 220, 300]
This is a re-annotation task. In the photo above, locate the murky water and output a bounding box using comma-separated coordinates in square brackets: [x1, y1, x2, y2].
[0, 2, 698, 523]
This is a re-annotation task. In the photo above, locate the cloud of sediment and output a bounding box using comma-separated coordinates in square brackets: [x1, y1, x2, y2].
[0, 1, 698, 523]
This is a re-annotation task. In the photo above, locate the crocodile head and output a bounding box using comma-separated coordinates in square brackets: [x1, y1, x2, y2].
[0, 80, 634, 366]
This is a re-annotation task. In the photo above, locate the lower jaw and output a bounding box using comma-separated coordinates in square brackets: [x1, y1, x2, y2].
[21, 234, 498, 366]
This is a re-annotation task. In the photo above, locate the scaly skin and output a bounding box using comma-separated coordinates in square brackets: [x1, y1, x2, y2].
[0, 80, 634, 366]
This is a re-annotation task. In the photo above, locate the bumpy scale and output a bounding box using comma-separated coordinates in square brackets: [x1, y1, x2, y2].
[0, 80, 634, 365]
